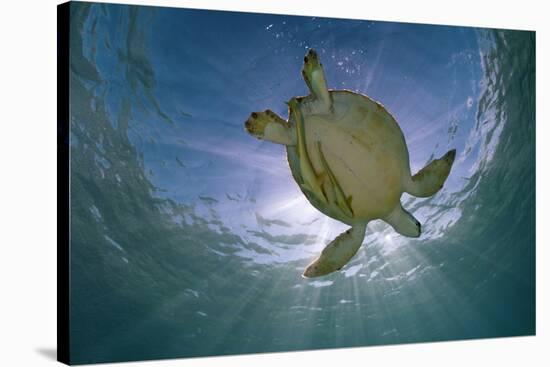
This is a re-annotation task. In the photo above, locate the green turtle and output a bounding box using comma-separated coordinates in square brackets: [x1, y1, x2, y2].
[245, 49, 456, 278]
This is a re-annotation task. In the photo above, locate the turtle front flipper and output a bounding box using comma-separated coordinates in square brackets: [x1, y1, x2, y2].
[289, 97, 328, 204]
[316, 141, 354, 219]
[245, 110, 294, 146]
[405, 149, 456, 197]
[302, 49, 332, 114]
[302, 223, 367, 278]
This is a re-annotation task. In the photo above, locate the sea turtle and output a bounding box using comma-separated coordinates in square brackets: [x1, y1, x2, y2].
[245, 49, 456, 278]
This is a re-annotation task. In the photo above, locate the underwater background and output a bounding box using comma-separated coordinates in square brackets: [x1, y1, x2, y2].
[67, 2, 535, 364]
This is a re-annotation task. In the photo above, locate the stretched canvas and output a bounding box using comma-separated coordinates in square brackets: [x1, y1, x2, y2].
[58, 1, 536, 365]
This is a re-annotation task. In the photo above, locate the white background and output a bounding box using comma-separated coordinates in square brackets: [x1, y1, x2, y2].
[0, 0, 547, 366]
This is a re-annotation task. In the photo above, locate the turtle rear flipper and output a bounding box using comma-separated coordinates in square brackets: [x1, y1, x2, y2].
[383, 204, 421, 238]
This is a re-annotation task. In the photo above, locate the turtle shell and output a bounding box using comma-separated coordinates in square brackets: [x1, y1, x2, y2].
[286, 90, 411, 224]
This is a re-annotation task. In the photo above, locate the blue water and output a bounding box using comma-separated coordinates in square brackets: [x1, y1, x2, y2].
[67, 2, 535, 364]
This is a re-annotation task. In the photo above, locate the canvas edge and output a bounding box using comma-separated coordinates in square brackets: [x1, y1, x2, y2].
[57, 1, 71, 365]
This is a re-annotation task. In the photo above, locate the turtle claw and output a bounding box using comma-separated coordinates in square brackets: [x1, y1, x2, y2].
[245, 111, 268, 138]
[303, 49, 320, 71]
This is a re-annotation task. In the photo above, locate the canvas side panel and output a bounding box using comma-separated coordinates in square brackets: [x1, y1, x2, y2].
[57, 1, 71, 365]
